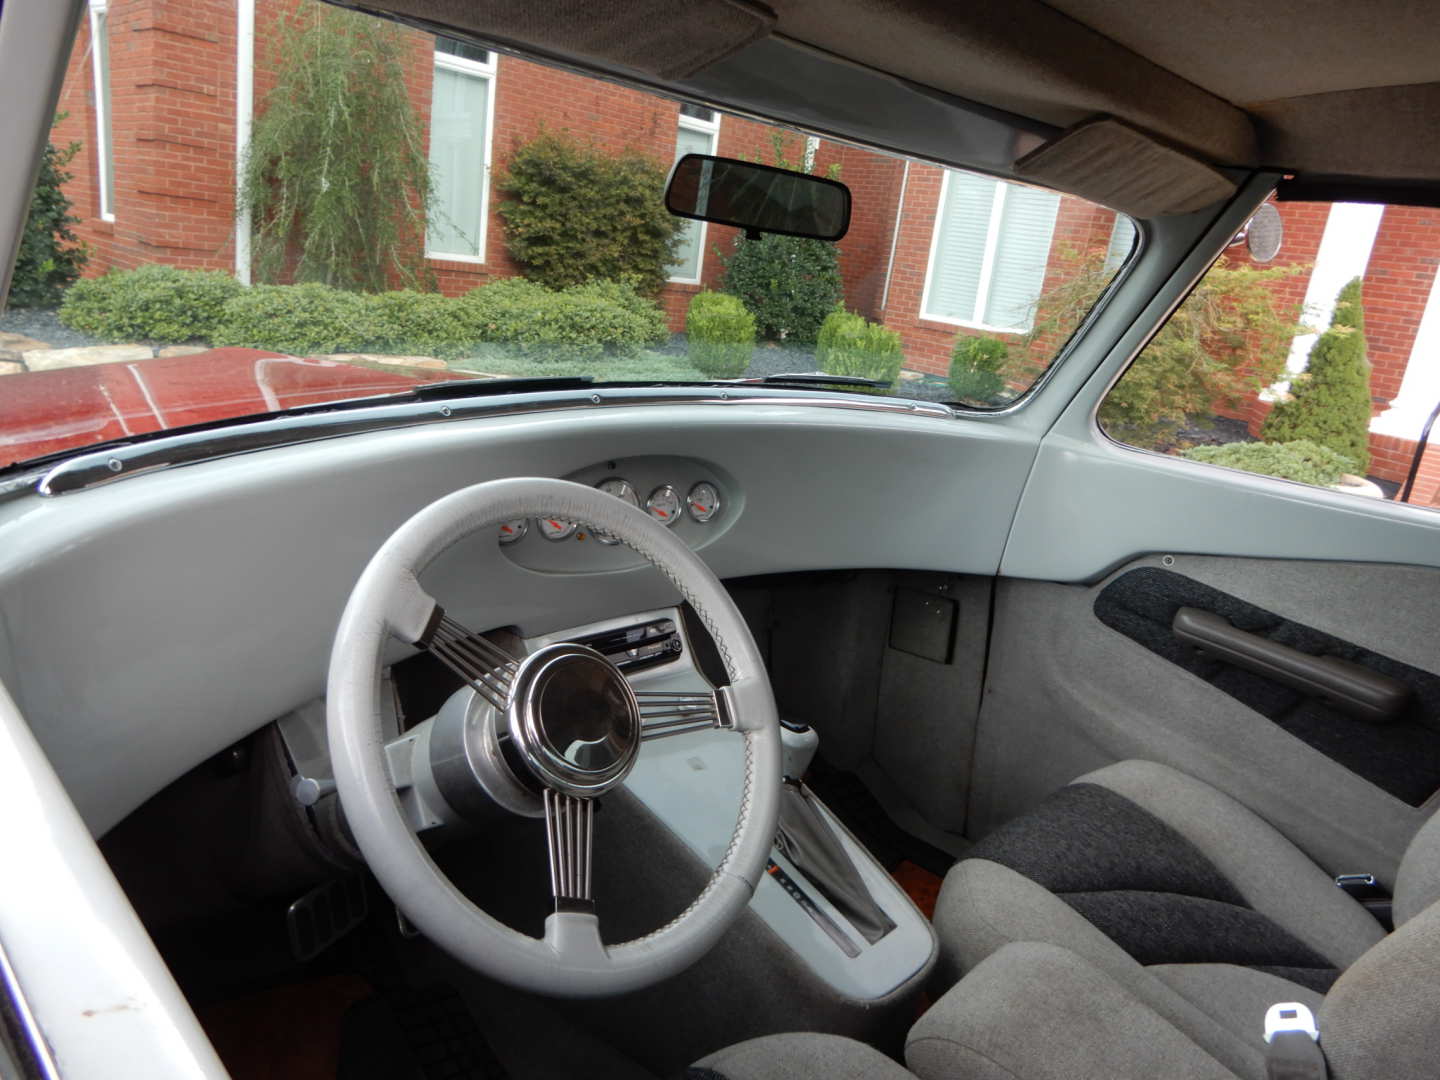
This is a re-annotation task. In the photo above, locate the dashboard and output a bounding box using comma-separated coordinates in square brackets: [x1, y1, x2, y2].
[0, 400, 1038, 836]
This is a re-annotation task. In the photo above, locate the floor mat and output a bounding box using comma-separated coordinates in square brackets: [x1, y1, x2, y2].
[339, 985, 507, 1080]
[198, 974, 374, 1080]
[803, 755, 955, 878]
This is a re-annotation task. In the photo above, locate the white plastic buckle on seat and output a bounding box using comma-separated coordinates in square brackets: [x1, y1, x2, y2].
[1264, 1002, 1320, 1044]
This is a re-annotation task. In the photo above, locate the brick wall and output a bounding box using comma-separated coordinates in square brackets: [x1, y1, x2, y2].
[878, 163, 1122, 379]
[59, 0, 239, 277]
[1362, 205, 1440, 410]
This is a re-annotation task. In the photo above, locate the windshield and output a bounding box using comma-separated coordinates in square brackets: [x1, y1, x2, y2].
[0, 1, 1130, 470]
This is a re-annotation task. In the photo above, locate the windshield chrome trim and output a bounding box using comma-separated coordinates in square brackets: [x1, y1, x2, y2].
[0, 932, 60, 1080]
[33, 387, 954, 497]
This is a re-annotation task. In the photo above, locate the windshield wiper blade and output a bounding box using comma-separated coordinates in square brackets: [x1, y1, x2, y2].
[734, 372, 892, 389]
[408, 375, 593, 398]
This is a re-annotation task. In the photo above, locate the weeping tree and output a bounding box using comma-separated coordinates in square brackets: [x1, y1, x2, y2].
[238, 3, 434, 291]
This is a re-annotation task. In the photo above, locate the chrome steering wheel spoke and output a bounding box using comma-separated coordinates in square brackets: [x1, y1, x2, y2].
[544, 788, 595, 910]
[634, 688, 729, 740]
[421, 609, 519, 711]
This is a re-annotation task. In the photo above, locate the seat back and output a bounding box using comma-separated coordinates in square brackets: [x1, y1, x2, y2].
[1393, 808, 1440, 926]
[1319, 899, 1440, 1079]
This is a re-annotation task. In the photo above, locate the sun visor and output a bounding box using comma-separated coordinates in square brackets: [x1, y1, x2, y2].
[354, 0, 775, 80]
[1013, 117, 1237, 218]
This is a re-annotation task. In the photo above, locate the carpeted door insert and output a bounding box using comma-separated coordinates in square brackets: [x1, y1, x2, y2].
[1094, 567, 1440, 805]
[967, 783, 1342, 992]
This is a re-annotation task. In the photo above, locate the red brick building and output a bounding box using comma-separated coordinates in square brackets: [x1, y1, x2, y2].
[51, 0, 1440, 501]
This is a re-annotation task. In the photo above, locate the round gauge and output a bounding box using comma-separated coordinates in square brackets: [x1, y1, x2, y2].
[497, 518, 528, 545]
[595, 478, 640, 545]
[644, 485, 682, 527]
[686, 482, 721, 524]
[537, 516, 577, 542]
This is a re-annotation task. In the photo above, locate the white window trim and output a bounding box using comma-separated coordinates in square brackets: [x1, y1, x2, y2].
[668, 110, 720, 285]
[424, 48, 497, 264]
[919, 170, 1035, 335]
[88, 0, 114, 222]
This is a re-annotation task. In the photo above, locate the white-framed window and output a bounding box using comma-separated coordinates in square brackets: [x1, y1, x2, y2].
[920, 170, 1061, 333]
[668, 104, 720, 284]
[88, 0, 115, 221]
[1104, 215, 1137, 274]
[426, 38, 496, 262]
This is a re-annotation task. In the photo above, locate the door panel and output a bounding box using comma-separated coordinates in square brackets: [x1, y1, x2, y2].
[970, 554, 1440, 888]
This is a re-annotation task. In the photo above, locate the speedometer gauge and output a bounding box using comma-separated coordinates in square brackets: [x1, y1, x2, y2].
[645, 485, 681, 527]
[497, 519, 528, 545]
[537, 516, 577, 542]
[595, 478, 640, 544]
[686, 482, 721, 523]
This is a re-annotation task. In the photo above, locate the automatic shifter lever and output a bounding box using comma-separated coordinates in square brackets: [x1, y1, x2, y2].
[775, 780, 896, 944]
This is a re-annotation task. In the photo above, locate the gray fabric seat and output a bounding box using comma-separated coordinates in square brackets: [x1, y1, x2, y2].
[692, 759, 1440, 1079]
[932, 758, 1440, 1078]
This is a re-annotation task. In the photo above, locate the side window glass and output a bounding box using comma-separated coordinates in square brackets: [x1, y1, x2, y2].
[1101, 200, 1440, 510]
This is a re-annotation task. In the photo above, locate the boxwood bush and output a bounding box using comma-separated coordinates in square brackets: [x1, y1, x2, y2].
[59, 265, 243, 343]
[815, 309, 903, 389]
[496, 132, 684, 296]
[212, 282, 379, 355]
[686, 292, 755, 377]
[949, 334, 1008, 404]
[721, 233, 843, 343]
[1181, 439, 1358, 486]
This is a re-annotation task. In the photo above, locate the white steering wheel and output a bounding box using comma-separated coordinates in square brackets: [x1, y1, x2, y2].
[326, 477, 782, 997]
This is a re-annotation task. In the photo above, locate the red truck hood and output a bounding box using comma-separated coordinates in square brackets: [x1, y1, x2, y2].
[0, 348, 469, 469]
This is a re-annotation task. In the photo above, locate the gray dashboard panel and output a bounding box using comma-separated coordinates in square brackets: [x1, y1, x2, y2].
[0, 402, 1034, 835]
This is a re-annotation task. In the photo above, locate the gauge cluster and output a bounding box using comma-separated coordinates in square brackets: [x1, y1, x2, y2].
[495, 456, 736, 572]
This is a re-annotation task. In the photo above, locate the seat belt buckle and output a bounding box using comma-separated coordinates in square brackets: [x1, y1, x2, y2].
[1264, 1003, 1326, 1080]
[1335, 873, 1394, 930]
[1264, 1002, 1319, 1044]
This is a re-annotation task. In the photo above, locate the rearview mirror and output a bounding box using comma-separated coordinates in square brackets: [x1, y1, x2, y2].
[665, 154, 851, 242]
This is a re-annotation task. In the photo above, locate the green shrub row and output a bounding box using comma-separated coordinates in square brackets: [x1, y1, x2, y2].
[60, 264, 243, 344]
[949, 335, 1009, 404]
[58, 268, 669, 361]
[1181, 439, 1357, 486]
[686, 291, 755, 377]
[815, 309, 903, 389]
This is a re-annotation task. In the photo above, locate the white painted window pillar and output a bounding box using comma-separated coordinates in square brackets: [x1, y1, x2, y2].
[235, 0, 255, 284]
[1371, 268, 1440, 441]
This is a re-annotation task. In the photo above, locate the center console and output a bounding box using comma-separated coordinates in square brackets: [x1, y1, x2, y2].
[526, 607, 937, 1002]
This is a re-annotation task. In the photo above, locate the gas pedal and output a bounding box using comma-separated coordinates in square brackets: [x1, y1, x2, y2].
[286, 874, 368, 962]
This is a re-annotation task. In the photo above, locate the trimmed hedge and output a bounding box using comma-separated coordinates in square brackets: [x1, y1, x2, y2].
[1181, 439, 1357, 487]
[815, 309, 903, 388]
[458, 280, 662, 361]
[686, 292, 755, 377]
[60, 270, 672, 363]
[208, 277, 668, 361]
[60, 265, 242, 344]
[212, 283, 379, 355]
[949, 335, 1008, 404]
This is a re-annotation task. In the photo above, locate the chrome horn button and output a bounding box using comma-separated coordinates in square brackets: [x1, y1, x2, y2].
[508, 643, 641, 797]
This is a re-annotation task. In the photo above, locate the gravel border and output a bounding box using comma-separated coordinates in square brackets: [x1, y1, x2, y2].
[0, 308, 112, 350]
